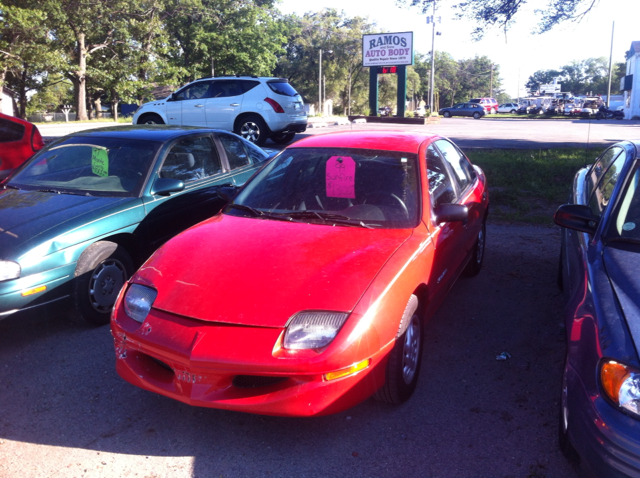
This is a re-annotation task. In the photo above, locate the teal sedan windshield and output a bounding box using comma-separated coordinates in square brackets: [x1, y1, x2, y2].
[228, 147, 420, 229]
[9, 136, 161, 197]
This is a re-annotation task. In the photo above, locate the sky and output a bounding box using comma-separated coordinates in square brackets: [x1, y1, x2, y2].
[275, 0, 638, 98]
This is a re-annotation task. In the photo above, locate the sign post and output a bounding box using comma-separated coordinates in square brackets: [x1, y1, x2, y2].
[362, 32, 413, 117]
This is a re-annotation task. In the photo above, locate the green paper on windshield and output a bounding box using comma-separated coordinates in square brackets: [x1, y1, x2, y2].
[91, 148, 109, 177]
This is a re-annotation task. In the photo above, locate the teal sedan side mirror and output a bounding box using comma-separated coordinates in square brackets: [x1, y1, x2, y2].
[152, 177, 185, 196]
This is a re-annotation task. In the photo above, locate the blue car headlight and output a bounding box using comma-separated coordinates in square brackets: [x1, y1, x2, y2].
[283, 311, 349, 350]
[601, 360, 640, 417]
[124, 284, 157, 323]
[0, 261, 20, 282]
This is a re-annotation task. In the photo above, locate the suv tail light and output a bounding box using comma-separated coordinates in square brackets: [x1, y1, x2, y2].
[264, 97, 285, 113]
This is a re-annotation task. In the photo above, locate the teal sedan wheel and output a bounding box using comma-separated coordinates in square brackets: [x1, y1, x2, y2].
[74, 241, 133, 325]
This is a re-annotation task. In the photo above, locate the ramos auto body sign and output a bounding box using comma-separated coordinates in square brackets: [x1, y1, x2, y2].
[362, 32, 414, 67]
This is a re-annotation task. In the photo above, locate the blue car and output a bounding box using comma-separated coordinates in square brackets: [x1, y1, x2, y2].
[554, 140, 640, 477]
[0, 126, 272, 325]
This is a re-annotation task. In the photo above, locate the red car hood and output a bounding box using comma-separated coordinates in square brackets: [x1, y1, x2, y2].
[134, 214, 412, 327]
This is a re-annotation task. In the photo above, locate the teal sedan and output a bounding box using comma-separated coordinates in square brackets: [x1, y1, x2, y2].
[0, 126, 272, 325]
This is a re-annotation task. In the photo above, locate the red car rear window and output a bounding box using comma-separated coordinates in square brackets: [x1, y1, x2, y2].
[0, 118, 25, 142]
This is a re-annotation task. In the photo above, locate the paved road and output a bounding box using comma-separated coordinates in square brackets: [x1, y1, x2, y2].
[0, 225, 579, 478]
[39, 116, 640, 150]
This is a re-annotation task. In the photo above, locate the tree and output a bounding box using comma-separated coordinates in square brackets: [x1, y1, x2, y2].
[162, 0, 285, 85]
[525, 69, 562, 93]
[275, 9, 376, 115]
[526, 57, 626, 96]
[0, 1, 54, 118]
[398, 0, 601, 37]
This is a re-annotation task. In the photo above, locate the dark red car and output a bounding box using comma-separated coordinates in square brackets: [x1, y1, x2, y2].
[0, 113, 44, 180]
[111, 131, 489, 416]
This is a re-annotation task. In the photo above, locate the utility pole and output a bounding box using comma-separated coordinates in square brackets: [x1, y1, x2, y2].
[426, 4, 441, 114]
[607, 21, 615, 108]
[427, 2, 437, 113]
[319, 49, 322, 116]
[490, 63, 493, 97]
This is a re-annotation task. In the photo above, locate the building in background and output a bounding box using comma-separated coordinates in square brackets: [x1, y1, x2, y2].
[1, 87, 16, 116]
[621, 41, 640, 119]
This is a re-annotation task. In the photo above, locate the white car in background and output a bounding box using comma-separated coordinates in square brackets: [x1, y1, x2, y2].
[133, 77, 307, 145]
[497, 103, 519, 114]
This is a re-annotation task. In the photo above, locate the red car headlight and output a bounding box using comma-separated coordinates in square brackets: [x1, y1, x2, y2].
[124, 284, 157, 323]
[284, 311, 349, 350]
[600, 360, 640, 417]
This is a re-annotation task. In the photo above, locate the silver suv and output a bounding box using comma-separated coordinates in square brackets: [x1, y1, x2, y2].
[133, 77, 307, 145]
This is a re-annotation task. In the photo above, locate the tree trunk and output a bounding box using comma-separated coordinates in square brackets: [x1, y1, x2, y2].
[74, 32, 88, 121]
[18, 68, 28, 119]
[0, 68, 6, 114]
[111, 99, 119, 122]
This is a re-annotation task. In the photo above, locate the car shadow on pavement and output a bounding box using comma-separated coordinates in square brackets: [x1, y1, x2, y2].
[0, 223, 580, 478]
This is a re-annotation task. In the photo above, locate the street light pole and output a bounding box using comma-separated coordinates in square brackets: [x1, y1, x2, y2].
[319, 49, 322, 116]
[427, 2, 439, 114]
[607, 21, 615, 108]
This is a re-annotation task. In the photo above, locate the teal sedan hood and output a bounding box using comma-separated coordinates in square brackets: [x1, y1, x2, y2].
[0, 188, 134, 256]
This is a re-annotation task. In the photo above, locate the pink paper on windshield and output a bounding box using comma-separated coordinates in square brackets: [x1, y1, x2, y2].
[326, 156, 356, 198]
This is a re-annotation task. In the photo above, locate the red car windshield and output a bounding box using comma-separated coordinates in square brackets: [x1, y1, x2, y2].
[227, 147, 420, 229]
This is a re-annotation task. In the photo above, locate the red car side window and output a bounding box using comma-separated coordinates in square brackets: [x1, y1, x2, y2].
[427, 144, 456, 208]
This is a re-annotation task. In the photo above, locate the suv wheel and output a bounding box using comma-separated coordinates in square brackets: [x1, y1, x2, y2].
[235, 115, 268, 146]
[137, 113, 164, 125]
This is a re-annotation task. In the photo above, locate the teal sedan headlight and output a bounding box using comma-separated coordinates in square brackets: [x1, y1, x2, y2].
[124, 284, 157, 323]
[284, 311, 349, 350]
[0, 261, 20, 282]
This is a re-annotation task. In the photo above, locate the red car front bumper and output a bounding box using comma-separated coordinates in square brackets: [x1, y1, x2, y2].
[111, 305, 391, 417]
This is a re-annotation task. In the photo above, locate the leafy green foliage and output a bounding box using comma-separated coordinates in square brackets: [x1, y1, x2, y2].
[398, 0, 601, 37]
[526, 58, 626, 96]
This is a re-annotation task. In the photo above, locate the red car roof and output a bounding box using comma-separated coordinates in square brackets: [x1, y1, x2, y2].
[291, 130, 438, 153]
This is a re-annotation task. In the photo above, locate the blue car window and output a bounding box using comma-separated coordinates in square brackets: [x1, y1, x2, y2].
[10, 137, 160, 197]
[160, 136, 221, 182]
[218, 134, 250, 169]
[612, 166, 640, 238]
[586, 146, 624, 200]
[588, 149, 627, 217]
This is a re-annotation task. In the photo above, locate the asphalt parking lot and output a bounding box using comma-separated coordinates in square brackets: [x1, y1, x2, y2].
[39, 115, 640, 150]
[5, 117, 635, 477]
[0, 224, 578, 478]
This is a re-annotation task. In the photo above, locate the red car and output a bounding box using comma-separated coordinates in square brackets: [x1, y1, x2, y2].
[469, 97, 498, 114]
[111, 131, 489, 416]
[0, 113, 45, 180]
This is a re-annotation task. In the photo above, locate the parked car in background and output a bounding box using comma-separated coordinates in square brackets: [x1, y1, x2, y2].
[554, 140, 640, 477]
[413, 106, 426, 117]
[579, 98, 601, 118]
[497, 103, 519, 114]
[133, 77, 307, 146]
[469, 98, 498, 114]
[0, 126, 273, 325]
[112, 130, 489, 417]
[0, 113, 44, 180]
[439, 103, 485, 119]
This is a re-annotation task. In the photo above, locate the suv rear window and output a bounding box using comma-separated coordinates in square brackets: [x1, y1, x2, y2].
[267, 80, 299, 97]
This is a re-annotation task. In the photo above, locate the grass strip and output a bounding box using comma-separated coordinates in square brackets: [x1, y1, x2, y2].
[466, 148, 602, 225]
